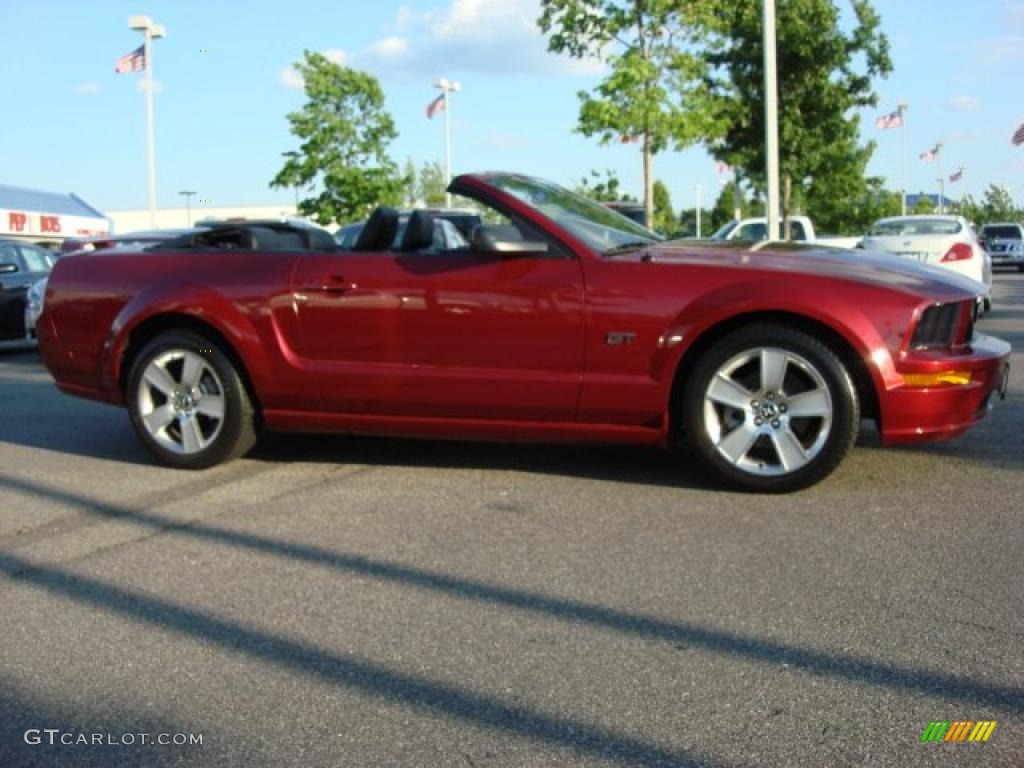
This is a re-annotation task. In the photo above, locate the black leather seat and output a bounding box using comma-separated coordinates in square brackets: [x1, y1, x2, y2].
[400, 210, 435, 251]
[353, 207, 400, 251]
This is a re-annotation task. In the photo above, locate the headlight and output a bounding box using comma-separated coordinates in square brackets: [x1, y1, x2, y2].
[27, 280, 45, 308]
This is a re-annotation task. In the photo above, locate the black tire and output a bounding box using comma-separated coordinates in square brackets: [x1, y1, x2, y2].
[680, 324, 859, 493]
[127, 330, 258, 469]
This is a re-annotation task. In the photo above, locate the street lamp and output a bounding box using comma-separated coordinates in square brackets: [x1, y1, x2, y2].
[128, 15, 165, 228]
[762, 0, 780, 240]
[433, 78, 461, 207]
[179, 190, 197, 227]
[897, 102, 909, 216]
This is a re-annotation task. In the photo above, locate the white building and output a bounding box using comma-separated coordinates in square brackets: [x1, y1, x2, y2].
[107, 204, 301, 233]
[0, 183, 109, 245]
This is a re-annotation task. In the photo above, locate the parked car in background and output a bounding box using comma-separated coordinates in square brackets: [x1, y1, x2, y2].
[0, 239, 55, 343]
[335, 212, 470, 251]
[604, 201, 647, 227]
[979, 222, 1024, 271]
[861, 215, 992, 310]
[710, 216, 861, 249]
[38, 173, 1010, 492]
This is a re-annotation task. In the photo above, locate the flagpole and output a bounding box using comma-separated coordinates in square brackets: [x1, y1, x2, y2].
[433, 78, 460, 208]
[129, 16, 164, 228]
[936, 142, 944, 214]
[898, 102, 908, 216]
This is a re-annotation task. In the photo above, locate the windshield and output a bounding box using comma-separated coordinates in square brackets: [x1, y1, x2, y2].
[868, 218, 962, 237]
[485, 174, 661, 253]
[981, 225, 1021, 240]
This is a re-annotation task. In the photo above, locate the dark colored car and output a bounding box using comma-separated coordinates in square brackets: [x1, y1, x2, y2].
[38, 173, 1010, 491]
[0, 239, 55, 342]
[979, 222, 1024, 271]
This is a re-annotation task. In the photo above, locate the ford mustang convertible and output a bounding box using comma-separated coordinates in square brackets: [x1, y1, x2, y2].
[37, 173, 1011, 491]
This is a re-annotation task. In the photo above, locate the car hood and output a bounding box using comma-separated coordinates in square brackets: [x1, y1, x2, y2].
[631, 240, 984, 301]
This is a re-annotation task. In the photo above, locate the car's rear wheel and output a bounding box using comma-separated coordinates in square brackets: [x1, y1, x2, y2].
[127, 330, 257, 469]
[681, 325, 859, 492]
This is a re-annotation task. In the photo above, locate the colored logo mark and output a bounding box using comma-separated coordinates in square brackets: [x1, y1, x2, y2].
[920, 721, 997, 742]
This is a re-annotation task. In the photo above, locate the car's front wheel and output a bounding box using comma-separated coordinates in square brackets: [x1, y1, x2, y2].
[681, 325, 859, 492]
[127, 330, 258, 469]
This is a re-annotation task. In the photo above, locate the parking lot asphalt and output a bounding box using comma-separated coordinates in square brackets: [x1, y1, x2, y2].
[1, 274, 1022, 767]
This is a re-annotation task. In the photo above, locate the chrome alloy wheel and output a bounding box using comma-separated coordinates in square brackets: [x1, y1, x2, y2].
[137, 349, 226, 455]
[702, 347, 833, 477]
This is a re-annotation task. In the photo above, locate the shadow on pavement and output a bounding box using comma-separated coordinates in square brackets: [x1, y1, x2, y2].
[0, 547, 726, 768]
[3, 474, 1023, 719]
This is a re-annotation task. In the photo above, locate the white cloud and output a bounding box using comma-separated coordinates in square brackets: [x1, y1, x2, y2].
[948, 94, 979, 112]
[280, 65, 304, 90]
[363, 0, 603, 77]
[136, 78, 164, 94]
[76, 82, 101, 95]
[324, 49, 348, 65]
[373, 36, 408, 59]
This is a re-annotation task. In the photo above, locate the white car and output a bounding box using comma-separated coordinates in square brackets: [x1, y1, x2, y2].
[861, 215, 992, 309]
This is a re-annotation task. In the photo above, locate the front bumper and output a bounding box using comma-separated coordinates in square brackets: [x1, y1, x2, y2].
[990, 252, 1024, 266]
[880, 333, 1011, 444]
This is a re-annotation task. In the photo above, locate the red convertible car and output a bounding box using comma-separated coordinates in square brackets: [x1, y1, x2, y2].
[38, 173, 1010, 491]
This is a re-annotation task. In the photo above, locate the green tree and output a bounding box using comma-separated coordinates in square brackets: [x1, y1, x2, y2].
[711, 180, 741, 231]
[697, 0, 892, 237]
[677, 207, 714, 237]
[403, 157, 418, 206]
[958, 193, 982, 224]
[911, 194, 936, 215]
[418, 161, 448, 205]
[539, 0, 711, 228]
[272, 51, 405, 225]
[653, 180, 675, 234]
[980, 184, 1017, 222]
[575, 169, 635, 202]
[832, 178, 902, 233]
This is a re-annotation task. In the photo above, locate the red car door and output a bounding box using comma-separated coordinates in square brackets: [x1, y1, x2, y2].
[290, 248, 585, 421]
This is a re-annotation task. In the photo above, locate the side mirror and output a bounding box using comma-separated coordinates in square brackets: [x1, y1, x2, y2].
[0, 262, 19, 274]
[470, 225, 548, 257]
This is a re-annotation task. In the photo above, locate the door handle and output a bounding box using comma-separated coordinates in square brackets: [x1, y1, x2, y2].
[309, 275, 350, 294]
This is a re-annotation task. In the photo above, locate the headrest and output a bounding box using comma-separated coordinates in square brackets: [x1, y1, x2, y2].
[400, 210, 436, 251]
[353, 207, 400, 251]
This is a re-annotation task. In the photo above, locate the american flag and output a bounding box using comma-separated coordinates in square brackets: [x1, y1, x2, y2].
[715, 161, 731, 174]
[426, 94, 445, 119]
[115, 45, 146, 74]
[875, 109, 903, 130]
[1013, 121, 1024, 146]
[919, 145, 940, 162]
[949, 169, 963, 182]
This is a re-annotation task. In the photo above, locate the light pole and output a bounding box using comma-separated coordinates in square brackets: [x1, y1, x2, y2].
[129, 15, 165, 228]
[898, 102, 909, 216]
[433, 78, 461, 208]
[179, 190, 196, 227]
[695, 184, 703, 238]
[762, 0, 780, 241]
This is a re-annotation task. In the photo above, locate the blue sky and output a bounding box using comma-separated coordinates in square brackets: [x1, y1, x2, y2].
[1, 0, 1022, 217]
